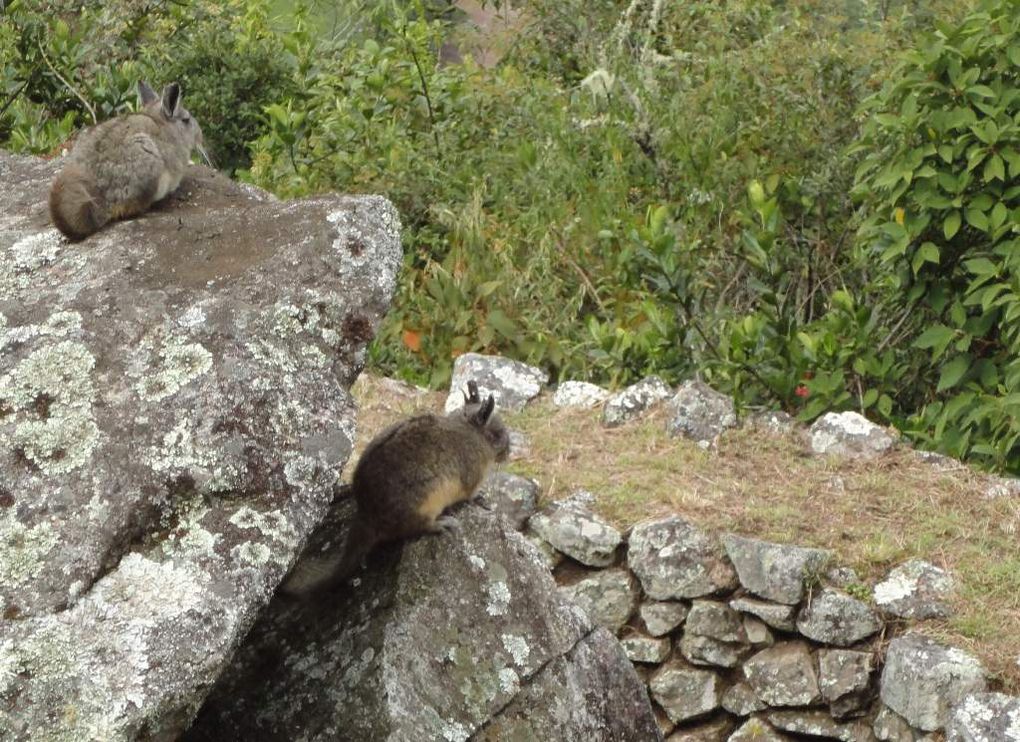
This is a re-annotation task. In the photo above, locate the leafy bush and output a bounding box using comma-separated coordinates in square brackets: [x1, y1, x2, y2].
[852, 0, 1020, 470]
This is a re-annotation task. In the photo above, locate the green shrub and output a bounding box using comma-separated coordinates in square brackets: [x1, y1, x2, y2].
[852, 0, 1020, 471]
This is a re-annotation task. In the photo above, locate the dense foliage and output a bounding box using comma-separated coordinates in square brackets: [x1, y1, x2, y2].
[5, 0, 1019, 472]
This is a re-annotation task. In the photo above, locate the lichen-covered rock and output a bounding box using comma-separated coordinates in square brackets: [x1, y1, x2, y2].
[187, 506, 660, 741]
[601, 375, 672, 427]
[874, 705, 924, 741]
[728, 717, 789, 742]
[743, 642, 821, 707]
[880, 634, 988, 732]
[475, 471, 540, 530]
[809, 411, 894, 459]
[507, 428, 531, 461]
[629, 517, 738, 600]
[947, 692, 1020, 742]
[529, 495, 622, 567]
[795, 588, 882, 646]
[722, 534, 831, 605]
[559, 568, 638, 632]
[722, 682, 767, 716]
[680, 600, 750, 668]
[665, 715, 736, 740]
[0, 152, 401, 740]
[874, 559, 954, 620]
[729, 597, 798, 632]
[444, 352, 548, 413]
[553, 380, 610, 408]
[818, 648, 873, 702]
[751, 410, 797, 434]
[742, 616, 773, 646]
[641, 600, 690, 637]
[621, 634, 672, 664]
[767, 710, 876, 741]
[649, 662, 723, 724]
[664, 380, 737, 447]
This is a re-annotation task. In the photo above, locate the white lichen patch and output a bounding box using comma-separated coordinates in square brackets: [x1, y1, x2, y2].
[231, 541, 272, 566]
[468, 555, 486, 571]
[497, 667, 520, 695]
[135, 338, 213, 402]
[147, 420, 240, 493]
[0, 310, 83, 350]
[0, 510, 59, 586]
[229, 506, 299, 550]
[500, 634, 530, 667]
[486, 581, 511, 617]
[0, 340, 100, 474]
[91, 552, 208, 621]
[10, 229, 62, 270]
[177, 305, 207, 329]
[438, 719, 470, 742]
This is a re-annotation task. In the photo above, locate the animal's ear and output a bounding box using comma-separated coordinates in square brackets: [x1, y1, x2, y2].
[161, 83, 182, 119]
[137, 81, 159, 106]
[472, 395, 495, 426]
[464, 380, 481, 405]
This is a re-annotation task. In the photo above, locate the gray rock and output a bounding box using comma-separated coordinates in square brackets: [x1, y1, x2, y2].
[629, 517, 739, 600]
[649, 662, 723, 724]
[722, 681, 768, 716]
[526, 533, 562, 571]
[666, 715, 737, 740]
[825, 566, 861, 589]
[559, 568, 638, 632]
[874, 559, 954, 620]
[553, 380, 609, 408]
[729, 717, 790, 741]
[665, 380, 737, 446]
[743, 642, 821, 707]
[529, 495, 622, 567]
[729, 597, 798, 632]
[722, 534, 831, 605]
[0, 153, 401, 740]
[186, 506, 661, 740]
[984, 476, 1020, 499]
[621, 634, 672, 664]
[947, 692, 1020, 741]
[680, 600, 750, 668]
[751, 410, 797, 434]
[507, 428, 531, 461]
[475, 471, 540, 529]
[679, 635, 750, 669]
[809, 411, 894, 458]
[880, 634, 988, 732]
[795, 588, 882, 646]
[874, 704, 932, 741]
[767, 709, 877, 741]
[601, 375, 672, 427]
[444, 352, 548, 413]
[743, 616, 773, 646]
[641, 601, 690, 637]
[818, 649, 873, 718]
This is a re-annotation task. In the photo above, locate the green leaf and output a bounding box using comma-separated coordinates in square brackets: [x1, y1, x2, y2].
[983, 154, 1005, 182]
[965, 208, 989, 231]
[944, 210, 962, 239]
[862, 388, 879, 408]
[877, 394, 894, 418]
[912, 242, 940, 274]
[965, 257, 998, 276]
[937, 355, 971, 391]
[914, 324, 955, 357]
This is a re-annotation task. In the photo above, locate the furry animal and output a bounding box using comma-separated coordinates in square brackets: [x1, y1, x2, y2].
[282, 381, 511, 594]
[49, 80, 205, 239]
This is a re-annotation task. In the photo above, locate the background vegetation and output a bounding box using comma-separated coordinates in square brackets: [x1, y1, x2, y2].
[3, 0, 1018, 474]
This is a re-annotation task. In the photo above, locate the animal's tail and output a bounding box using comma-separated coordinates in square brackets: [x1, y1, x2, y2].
[280, 516, 377, 596]
[49, 163, 108, 240]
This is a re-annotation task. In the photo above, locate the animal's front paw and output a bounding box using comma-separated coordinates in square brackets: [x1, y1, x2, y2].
[431, 515, 462, 535]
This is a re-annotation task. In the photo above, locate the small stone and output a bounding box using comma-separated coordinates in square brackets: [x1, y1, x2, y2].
[874, 704, 920, 741]
[640, 601, 690, 637]
[874, 559, 954, 620]
[767, 709, 876, 741]
[665, 380, 737, 447]
[679, 635, 750, 669]
[729, 597, 798, 632]
[743, 642, 820, 707]
[751, 410, 797, 434]
[743, 616, 773, 646]
[946, 692, 1020, 742]
[729, 717, 788, 742]
[601, 376, 672, 427]
[525, 533, 562, 570]
[653, 704, 676, 738]
[529, 495, 622, 567]
[685, 601, 747, 642]
[809, 411, 894, 459]
[648, 662, 723, 724]
[553, 380, 609, 408]
[795, 588, 882, 646]
[665, 714, 736, 740]
[880, 634, 988, 732]
[507, 429, 530, 461]
[722, 534, 831, 605]
[825, 566, 860, 588]
[914, 450, 958, 469]
[629, 517, 738, 600]
[818, 649, 873, 705]
[444, 352, 548, 413]
[722, 682, 767, 716]
[621, 634, 671, 664]
[475, 472, 539, 529]
[984, 476, 1020, 500]
[559, 568, 637, 632]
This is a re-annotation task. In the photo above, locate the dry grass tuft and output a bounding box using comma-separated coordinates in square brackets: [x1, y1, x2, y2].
[351, 375, 1020, 692]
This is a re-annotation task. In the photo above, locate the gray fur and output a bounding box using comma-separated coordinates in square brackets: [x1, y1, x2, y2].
[49, 80, 204, 240]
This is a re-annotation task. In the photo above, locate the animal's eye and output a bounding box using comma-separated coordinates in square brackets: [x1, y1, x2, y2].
[182, 116, 191, 124]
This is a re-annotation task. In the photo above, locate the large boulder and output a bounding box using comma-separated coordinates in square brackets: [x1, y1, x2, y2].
[664, 380, 737, 446]
[444, 353, 548, 413]
[629, 516, 738, 600]
[0, 152, 401, 740]
[809, 411, 894, 459]
[186, 505, 661, 740]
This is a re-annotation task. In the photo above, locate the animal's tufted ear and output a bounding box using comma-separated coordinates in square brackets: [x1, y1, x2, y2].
[161, 83, 182, 119]
[463, 380, 481, 405]
[137, 81, 159, 106]
[471, 395, 495, 427]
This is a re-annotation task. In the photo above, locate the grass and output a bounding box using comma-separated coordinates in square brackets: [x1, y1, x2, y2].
[350, 374, 1020, 693]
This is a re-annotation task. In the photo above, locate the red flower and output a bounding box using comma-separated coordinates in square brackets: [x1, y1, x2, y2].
[794, 384, 810, 398]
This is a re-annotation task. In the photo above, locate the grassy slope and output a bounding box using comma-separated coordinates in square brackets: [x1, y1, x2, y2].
[351, 374, 1020, 693]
